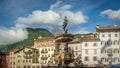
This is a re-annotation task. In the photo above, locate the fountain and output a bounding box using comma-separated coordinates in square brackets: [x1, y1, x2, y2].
[54, 16, 74, 66]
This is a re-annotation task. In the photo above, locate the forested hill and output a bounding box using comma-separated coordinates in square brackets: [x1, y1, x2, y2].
[0, 28, 54, 52]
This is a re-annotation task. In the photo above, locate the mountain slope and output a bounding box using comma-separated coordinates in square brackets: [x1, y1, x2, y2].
[6, 28, 54, 51]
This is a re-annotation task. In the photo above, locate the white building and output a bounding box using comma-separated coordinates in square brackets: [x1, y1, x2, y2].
[96, 25, 120, 65]
[68, 38, 81, 59]
[81, 33, 101, 66]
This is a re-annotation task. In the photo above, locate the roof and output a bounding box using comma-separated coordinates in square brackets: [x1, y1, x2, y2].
[80, 37, 100, 42]
[0, 52, 7, 55]
[35, 37, 55, 41]
[14, 46, 38, 54]
[96, 25, 120, 32]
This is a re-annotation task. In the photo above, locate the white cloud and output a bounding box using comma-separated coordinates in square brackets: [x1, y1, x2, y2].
[0, 0, 88, 45]
[17, 10, 61, 26]
[50, 1, 72, 13]
[72, 28, 90, 34]
[0, 27, 28, 45]
[60, 5, 72, 10]
[62, 11, 88, 25]
[100, 9, 120, 21]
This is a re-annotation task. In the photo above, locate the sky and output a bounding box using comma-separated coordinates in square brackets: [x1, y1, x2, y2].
[0, 0, 120, 45]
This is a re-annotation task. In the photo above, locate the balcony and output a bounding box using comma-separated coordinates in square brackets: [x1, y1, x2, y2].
[41, 50, 48, 53]
[41, 56, 48, 60]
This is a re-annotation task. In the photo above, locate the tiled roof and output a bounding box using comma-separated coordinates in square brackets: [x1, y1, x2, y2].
[96, 25, 120, 32]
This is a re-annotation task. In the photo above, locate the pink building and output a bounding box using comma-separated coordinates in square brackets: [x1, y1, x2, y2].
[8, 51, 16, 68]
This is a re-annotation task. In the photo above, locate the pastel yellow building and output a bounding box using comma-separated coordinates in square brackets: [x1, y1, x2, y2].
[14, 47, 39, 68]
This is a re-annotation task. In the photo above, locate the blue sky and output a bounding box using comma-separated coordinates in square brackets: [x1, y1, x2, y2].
[0, 0, 120, 45]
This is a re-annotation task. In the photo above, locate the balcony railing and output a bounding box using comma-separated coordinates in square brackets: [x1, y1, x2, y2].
[41, 50, 48, 53]
[41, 56, 48, 60]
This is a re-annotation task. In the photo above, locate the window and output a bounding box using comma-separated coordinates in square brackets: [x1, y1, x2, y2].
[17, 66, 20, 68]
[85, 43, 88, 47]
[45, 48, 47, 51]
[108, 34, 111, 37]
[101, 58, 105, 62]
[76, 53, 78, 55]
[93, 43, 97, 46]
[84, 56, 89, 61]
[26, 60, 28, 63]
[75, 47, 78, 50]
[23, 60, 25, 63]
[28, 65, 30, 68]
[115, 34, 118, 37]
[10, 62, 12, 65]
[48, 48, 50, 51]
[85, 50, 88, 54]
[18, 60, 20, 63]
[114, 49, 119, 53]
[107, 49, 112, 54]
[23, 66, 26, 68]
[29, 60, 31, 63]
[48, 54, 50, 57]
[93, 56, 97, 61]
[101, 50, 106, 53]
[102, 34, 105, 37]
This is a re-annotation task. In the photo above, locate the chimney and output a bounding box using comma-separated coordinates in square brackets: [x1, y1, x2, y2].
[96, 25, 99, 29]
[113, 24, 117, 27]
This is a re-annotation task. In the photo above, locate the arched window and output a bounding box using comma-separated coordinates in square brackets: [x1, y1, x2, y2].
[23, 66, 26, 68]
[28, 65, 30, 68]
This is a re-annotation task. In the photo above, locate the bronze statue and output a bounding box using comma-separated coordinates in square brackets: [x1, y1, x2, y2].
[63, 16, 68, 34]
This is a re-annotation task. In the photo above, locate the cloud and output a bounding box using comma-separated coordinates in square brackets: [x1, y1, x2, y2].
[0, 27, 28, 45]
[72, 28, 90, 34]
[0, 0, 88, 45]
[100, 9, 120, 21]
[17, 10, 61, 27]
[50, 1, 72, 13]
[62, 11, 88, 25]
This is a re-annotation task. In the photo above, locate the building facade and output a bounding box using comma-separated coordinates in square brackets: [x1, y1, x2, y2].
[8, 51, 16, 68]
[0, 52, 8, 68]
[96, 25, 120, 65]
[34, 37, 55, 66]
[68, 38, 82, 59]
[14, 47, 39, 68]
[81, 33, 101, 66]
